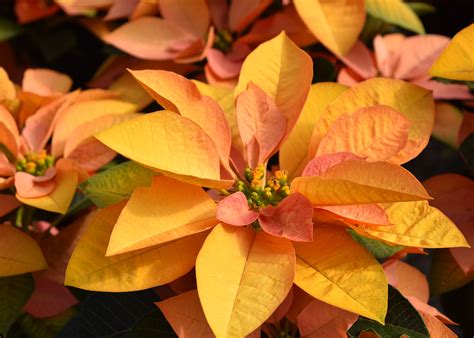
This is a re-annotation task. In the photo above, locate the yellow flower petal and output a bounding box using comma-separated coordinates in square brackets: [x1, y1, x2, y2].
[52, 99, 136, 157]
[430, 24, 474, 81]
[316, 105, 410, 162]
[17, 159, 78, 214]
[294, 226, 387, 323]
[294, 0, 365, 56]
[129, 70, 231, 166]
[313, 78, 434, 164]
[291, 160, 430, 205]
[235, 32, 313, 142]
[96, 111, 232, 189]
[280, 83, 347, 179]
[196, 224, 295, 337]
[0, 223, 47, 277]
[65, 202, 207, 292]
[107, 176, 217, 255]
[354, 201, 470, 248]
[365, 0, 425, 34]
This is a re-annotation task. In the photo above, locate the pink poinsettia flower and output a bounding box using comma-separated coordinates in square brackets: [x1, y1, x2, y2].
[338, 34, 473, 100]
[0, 68, 138, 213]
[79, 0, 314, 87]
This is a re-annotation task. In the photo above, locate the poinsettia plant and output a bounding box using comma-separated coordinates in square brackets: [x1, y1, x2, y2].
[61, 33, 469, 337]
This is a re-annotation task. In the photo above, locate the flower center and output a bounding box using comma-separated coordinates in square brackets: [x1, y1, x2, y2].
[234, 165, 290, 209]
[213, 29, 233, 53]
[16, 150, 54, 176]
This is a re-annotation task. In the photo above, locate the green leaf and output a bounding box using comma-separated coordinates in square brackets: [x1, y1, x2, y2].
[459, 133, 474, 172]
[365, 0, 425, 34]
[79, 161, 156, 208]
[360, 14, 392, 45]
[7, 309, 76, 338]
[0, 18, 20, 42]
[429, 249, 474, 295]
[405, 2, 436, 16]
[348, 286, 429, 338]
[348, 229, 404, 260]
[0, 274, 34, 336]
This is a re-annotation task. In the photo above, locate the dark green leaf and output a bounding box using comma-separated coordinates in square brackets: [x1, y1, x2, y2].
[0, 18, 20, 42]
[348, 229, 404, 260]
[57, 289, 175, 338]
[79, 161, 156, 208]
[348, 286, 429, 338]
[0, 273, 34, 336]
[360, 14, 392, 45]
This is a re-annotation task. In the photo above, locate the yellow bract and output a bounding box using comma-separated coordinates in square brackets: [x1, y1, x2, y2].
[16, 159, 78, 214]
[365, 0, 425, 34]
[52, 99, 137, 157]
[354, 201, 470, 248]
[0, 223, 47, 277]
[294, 226, 387, 323]
[65, 202, 207, 292]
[235, 31, 313, 141]
[107, 176, 218, 255]
[430, 24, 474, 81]
[312, 78, 435, 164]
[291, 160, 430, 205]
[280, 82, 347, 179]
[96, 111, 231, 188]
[294, 0, 365, 56]
[196, 224, 295, 337]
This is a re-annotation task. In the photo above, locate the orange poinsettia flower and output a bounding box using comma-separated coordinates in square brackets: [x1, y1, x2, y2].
[0, 67, 138, 213]
[338, 34, 473, 100]
[66, 33, 468, 337]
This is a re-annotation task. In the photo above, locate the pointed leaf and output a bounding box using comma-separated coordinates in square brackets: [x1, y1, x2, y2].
[129, 70, 231, 166]
[348, 229, 403, 260]
[65, 202, 207, 292]
[348, 286, 429, 338]
[313, 78, 434, 164]
[22, 68, 72, 97]
[0, 224, 47, 276]
[159, 0, 210, 38]
[355, 201, 470, 248]
[429, 24, 474, 81]
[79, 161, 156, 208]
[235, 32, 313, 143]
[236, 82, 286, 166]
[104, 17, 196, 60]
[383, 260, 429, 303]
[96, 111, 232, 189]
[297, 298, 359, 338]
[259, 193, 314, 242]
[294, 226, 387, 323]
[365, 0, 425, 34]
[196, 224, 295, 337]
[17, 159, 78, 214]
[157, 290, 214, 338]
[320, 204, 391, 226]
[280, 83, 347, 179]
[107, 176, 217, 255]
[419, 313, 456, 338]
[294, 0, 365, 56]
[52, 99, 136, 157]
[292, 160, 430, 205]
[216, 192, 259, 226]
[316, 105, 410, 162]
